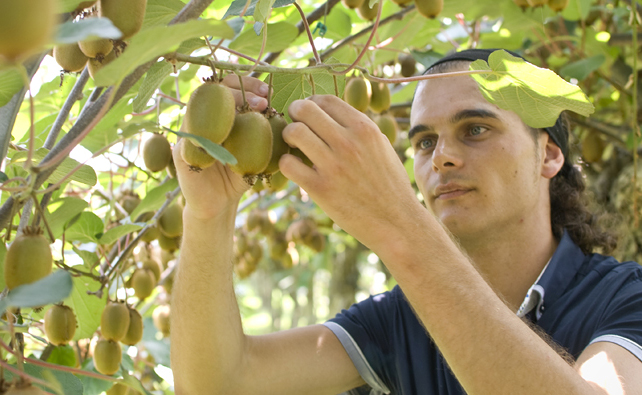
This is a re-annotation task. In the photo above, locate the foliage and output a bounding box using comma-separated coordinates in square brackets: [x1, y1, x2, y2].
[0, 0, 640, 393]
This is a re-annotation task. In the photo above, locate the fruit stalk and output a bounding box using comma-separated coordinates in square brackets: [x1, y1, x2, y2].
[294, 2, 321, 64]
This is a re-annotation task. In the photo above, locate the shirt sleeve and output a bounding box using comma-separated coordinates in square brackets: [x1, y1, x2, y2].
[589, 278, 642, 362]
[323, 290, 397, 394]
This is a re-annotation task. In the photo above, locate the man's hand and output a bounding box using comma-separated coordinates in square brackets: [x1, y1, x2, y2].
[174, 75, 270, 220]
[279, 95, 424, 258]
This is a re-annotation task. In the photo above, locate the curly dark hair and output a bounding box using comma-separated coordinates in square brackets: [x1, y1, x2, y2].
[422, 61, 618, 255]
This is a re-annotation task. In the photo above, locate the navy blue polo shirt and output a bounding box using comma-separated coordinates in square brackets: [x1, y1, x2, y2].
[324, 231, 642, 395]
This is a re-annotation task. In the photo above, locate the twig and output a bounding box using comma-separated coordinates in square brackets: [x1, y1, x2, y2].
[0, 359, 56, 392]
[294, 2, 321, 65]
[30, 194, 54, 243]
[243, 21, 268, 76]
[157, 92, 187, 106]
[44, 69, 90, 150]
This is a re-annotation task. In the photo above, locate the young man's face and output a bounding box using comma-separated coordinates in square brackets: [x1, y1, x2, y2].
[410, 72, 549, 241]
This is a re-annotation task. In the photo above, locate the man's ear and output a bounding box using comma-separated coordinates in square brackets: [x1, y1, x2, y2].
[541, 133, 565, 179]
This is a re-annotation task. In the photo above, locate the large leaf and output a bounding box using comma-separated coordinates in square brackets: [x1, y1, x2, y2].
[10, 148, 97, 186]
[562, 0, 593, 21]
[223, 0, 294, 19]
[0, 271, 73, 315]
[469, 50, 595, 128]
[143, 0, 188, 29]
[95, 19, 235, 86]
[99, 224, 143, 245]
[229, 22, 298, 56]
[129, 178, 179, 221]
[0, 68, 23, 108]
[55, 17, 123, 44]
[4, 362, 83, 395]
[65, 212, 104, 243]
[44, 197, 90, 239]
[65, 275, 106, 340]
[269, 58, 346, 122]
[559, 55, 606, 81]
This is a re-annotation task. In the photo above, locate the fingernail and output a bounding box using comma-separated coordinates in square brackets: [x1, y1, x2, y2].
[259, 84, 269, 95]
[250, 97, 262, 107]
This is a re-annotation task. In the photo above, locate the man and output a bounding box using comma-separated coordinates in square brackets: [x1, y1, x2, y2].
[170, 49, 642, 394]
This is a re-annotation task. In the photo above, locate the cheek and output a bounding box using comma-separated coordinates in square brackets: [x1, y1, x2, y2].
[413, 154, 431, 192]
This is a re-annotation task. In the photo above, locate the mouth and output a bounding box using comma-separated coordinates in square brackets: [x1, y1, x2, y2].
[434, 184, 473, 200]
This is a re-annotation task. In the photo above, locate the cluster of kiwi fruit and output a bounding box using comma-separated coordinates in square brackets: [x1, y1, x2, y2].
[93, 300, 144, 375]
[513, 0, 569, 11]
[52, 0, 147, 82]
[344, 76, 399, 145]
[341, 0, 443, 20]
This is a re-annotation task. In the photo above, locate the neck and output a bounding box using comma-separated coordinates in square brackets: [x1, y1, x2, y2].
[456, 218, 559, 312]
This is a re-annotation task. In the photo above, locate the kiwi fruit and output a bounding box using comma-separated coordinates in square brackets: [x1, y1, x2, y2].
[140, 225, 160, 243]
[181, 139, 216, 170]
[93, 338, 122, 375]
[307, 231, 326, 253]
[547, 0, 568, 11]
[158, 233, 181, 251]
[4, 226, 52, 290]
[264, 112, 290, 175]
[78, 36, 113, 60]
[392, 0, 414, 5]
[119, 193, 140, 214]
[54, 44, 89, 73]
[290, 148, 313, 167]
[398, 54, 416, 78]
[269, 232, 288, 260]
[141, 258, 162, 282]
[131, 268, 156, 300]
[185, 81, 236, 144]
[101, 301, 130, 342]
[512, 0, 530, 7]
[266, 171, 288, 192]
[375, 113, 399, 145]
[158, 202, 183, 238]
[44, 304, 77, 346]
[143, 134, 172, 173]
[527, 0, 547, 5]
[369, 81, 391, 113]
[167, 156, 177, 178]
[4, 384, 48, 395]
[121, 307, 143, 345]
[286, 218, 316, 245]
[252, 177, 265, 193]
[106, 383, 129, 395]
[88, 50, 117, 82]
[342, 0, 364, 9]
[75, 1, 98, 11]
[582, 131, 605, 163]
[152, 305, 171, 337]
[344, 78, 370, 112]
[223, 111, 273, 177]
[98, 0, 147, 40]
[0, 0, 56, 62]
[357, 0, 378, 21]
[160, 250, 174, 268]
[415, 0, 443, 18]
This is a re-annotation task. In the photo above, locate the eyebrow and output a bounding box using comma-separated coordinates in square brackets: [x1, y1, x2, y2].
[408, 108, 500, 140]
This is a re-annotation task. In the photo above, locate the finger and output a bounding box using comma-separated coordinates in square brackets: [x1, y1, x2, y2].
[307, 94, 371, 129]
[222, 74, 270, 97]
[287, 99, 344, 147]
[229, 89, 268, 111]
[282, 122, 331, 166]
[279, 153, 317, 191]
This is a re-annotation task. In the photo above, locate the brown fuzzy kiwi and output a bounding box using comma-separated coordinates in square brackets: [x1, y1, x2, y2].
[141, 258, 162, 282]
[369, 81, 391, 113]
[106, 383, 129, 395]
[121, 306, 143, 346]
[143, 134, 172, 173]
[4, 226, 52, 290]
[375, 113, 399, 145]
[140, 225, 160, 243]
[4, 384, 48, 395]
[78, 36, 113, 60]
[120, 193, 140, 215]
[269, 232, 288, 260]
[181, 139, 216, 170]
[286, 218, 317, 245]
[152, 305, 171, 337]
[547, 0, 568, 11]
[266, 171, 288, 192]
[307, 231, 326, 253]
[185, 81, 236, 144]
[264, 112, 290, 175]
[93, 338, 122, 375]
[54, 44, 89, 73]
[415, 0, 443, 18]
[88, 50, 117, 82]
[160, 250, 174, 268]
[101, 301, 131, 342]
[0, 0, 57, 62]
[98, 0, 147, 40]
[157, 233, 180, 251]
[398, 54, 416, 78]
[392, 0, 414, 5]
[223, 111, 273, 177]
[512, 0, 530, 7]
[44, 304, 77, 346]
[357, 0, 378, 21]
[342, 0, 365, 9]
[582, 131, 605, 163]
[252, 177, 265, 193]
[167, 156, 177, 178]
[131, 268, 156, 300]
[158, 202, 183, 238]
[344, 78, 370, 112]
[527, 0, 548, 6]
[162, 269, 174, 294]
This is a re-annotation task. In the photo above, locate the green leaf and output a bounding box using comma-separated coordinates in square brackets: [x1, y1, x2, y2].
[129, 178, 179, 221]
[562, 0, 593, 21]
[0, 68, 23, 108]
[0, 271, 73, 314]
[99, 224, 143, 245]
[143, 0, 188, 29]
[166, 129, 237, 165]
[469, 50, 594, 128]
[270, 58, 346, 122]
[55, 18, 123, 44]
[254, 0, 276, 24]
[72, 246, 100, 270]
[10, 148, 97, 187]
[223, 0, 294, 19]
[82, 93, 134, 153]
[44, 197, 89, 240]
[78, 359, 113, 395]
[4, 362, 83, 395]
[65, 275, 106, 340]
[559, 55, 606, 81]
[229, 22, 299, 55]
[66, 212, 104, 243]
[95, 19, 235, 86]
[0, 171, 7, 183]
[47, 345, 78, 367]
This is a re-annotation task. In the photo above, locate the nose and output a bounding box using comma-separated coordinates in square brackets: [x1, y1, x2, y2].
[431, 135, 464, 172]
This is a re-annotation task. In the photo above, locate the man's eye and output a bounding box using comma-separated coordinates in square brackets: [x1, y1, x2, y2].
[418, 139, 434, 150]
[469, 125, 487, 136]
